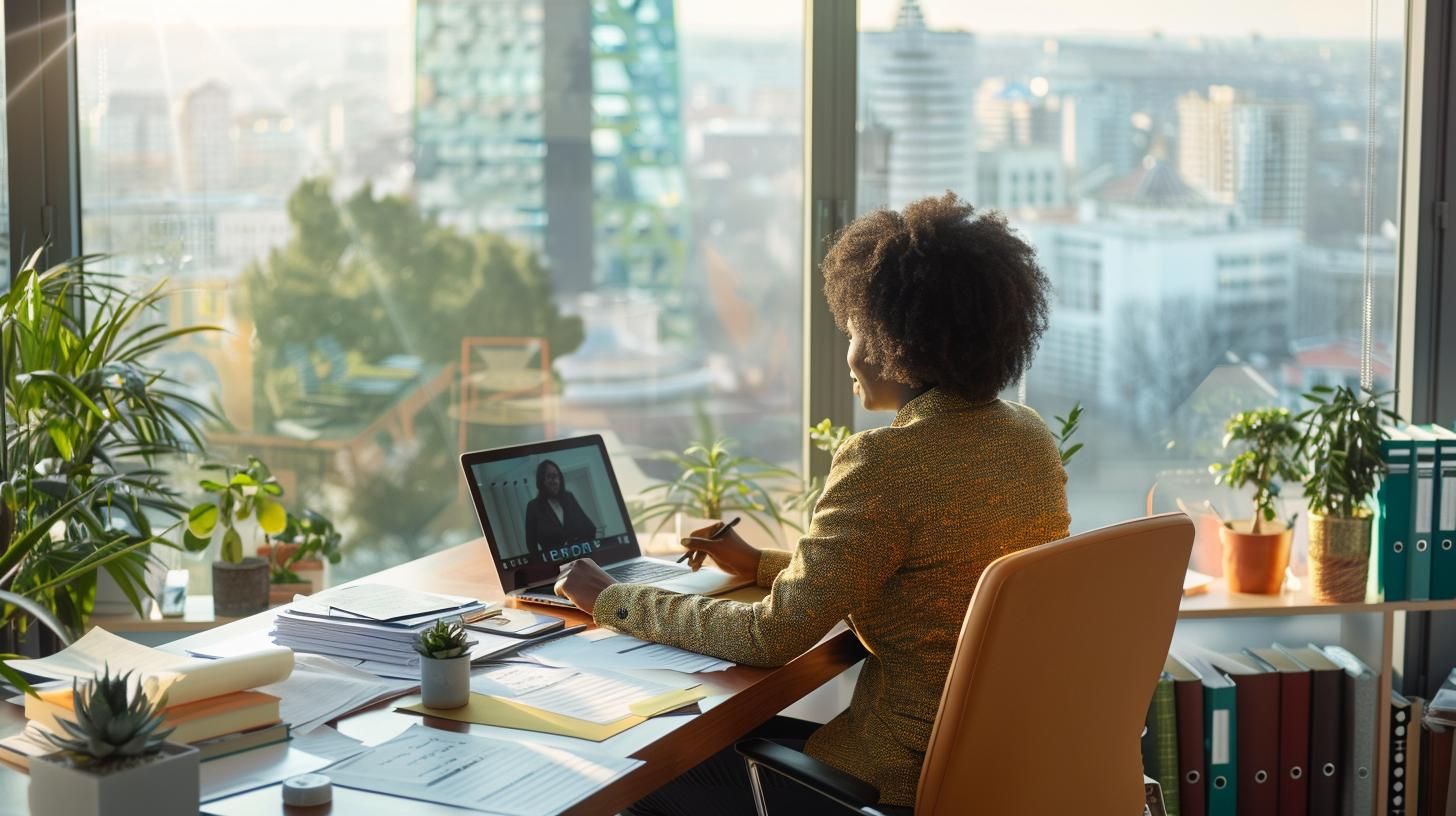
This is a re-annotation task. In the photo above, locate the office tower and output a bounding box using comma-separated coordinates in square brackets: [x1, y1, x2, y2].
[89, 92, 174, 195]
[976, 148, 1067, 212]
[1059, 82, 1139, 185]
[413, 0, 688, 295]
[975, 79, 1061, 152]
[1024, 156, 1298, 420]
[1177, 86, 1310, 229]
[180, 81, 236, 194]
[858, 0, 978, 211]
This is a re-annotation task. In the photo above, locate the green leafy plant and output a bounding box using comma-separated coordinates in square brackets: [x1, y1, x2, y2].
[633, 430, 802, 543]
[1, 253, 218, 639]
[41, 666, 172, 768]
[267, 509, 342, 584]
[413, 619, 469, 660]
[782, 419, 853, 517]
[1297, 386, 1398, 519]
[1210, 407, 1306, 534]
[185, 457, 287, 563]
[1054, 402, 1084, 465]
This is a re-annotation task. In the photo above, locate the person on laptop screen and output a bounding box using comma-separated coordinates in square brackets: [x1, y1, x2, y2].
[554, 193, 1072, 814]
[523, 459, 597, 555]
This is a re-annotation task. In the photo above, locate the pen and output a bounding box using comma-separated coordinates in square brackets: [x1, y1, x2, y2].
[676, 516, 741, 564]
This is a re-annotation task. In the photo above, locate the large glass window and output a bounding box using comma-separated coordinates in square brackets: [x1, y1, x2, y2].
[76, 0, 805, 581]
[857, 0, 1404, 573]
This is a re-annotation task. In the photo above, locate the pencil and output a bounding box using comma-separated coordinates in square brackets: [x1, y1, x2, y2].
[676, 516, 741, 564]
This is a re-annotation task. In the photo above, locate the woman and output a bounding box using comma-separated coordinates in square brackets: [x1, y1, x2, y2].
[555, 193, 1071, 813]
[523, 459, 598, 556]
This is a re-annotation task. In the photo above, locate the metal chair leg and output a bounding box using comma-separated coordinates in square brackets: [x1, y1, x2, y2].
[746, 759, 770, 816]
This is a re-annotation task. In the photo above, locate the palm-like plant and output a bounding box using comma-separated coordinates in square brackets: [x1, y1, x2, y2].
[1, 253, 218, 638]
[1298, 386, 1397, 518]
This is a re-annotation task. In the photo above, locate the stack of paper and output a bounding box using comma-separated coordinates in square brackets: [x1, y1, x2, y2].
[255, 654, 416, 733]
[269, 584, 501, 672]
[521, 629, 733, 674]
[322, 724, 641, 815]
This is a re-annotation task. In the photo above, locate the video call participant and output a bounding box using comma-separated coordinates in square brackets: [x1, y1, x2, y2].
[523, 459, 598, 556]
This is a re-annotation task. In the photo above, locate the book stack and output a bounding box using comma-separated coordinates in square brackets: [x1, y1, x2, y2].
[269, 583, 508, 678]
[0, 629, 296, 767]
[1145, 643, 1376, 816]
[1377, 423, 1456, 602]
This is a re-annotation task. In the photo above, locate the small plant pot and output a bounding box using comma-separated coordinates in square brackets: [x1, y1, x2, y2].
[420, 655, 471, 709]
[1220, 521, 1293, 595]
[1308, 512, 1373, 603]
[269, 582, 314, 605]
[212, 557, 270, 618]
[30, 742, 199, 816]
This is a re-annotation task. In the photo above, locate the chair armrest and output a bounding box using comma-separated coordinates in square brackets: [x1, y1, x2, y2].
[735, 738, 881, 811]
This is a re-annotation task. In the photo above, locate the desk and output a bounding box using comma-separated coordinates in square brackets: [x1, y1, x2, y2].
[0, 538, 866, 815]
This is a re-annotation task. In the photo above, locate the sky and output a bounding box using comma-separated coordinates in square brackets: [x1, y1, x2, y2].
[74, 0, 1404, 41]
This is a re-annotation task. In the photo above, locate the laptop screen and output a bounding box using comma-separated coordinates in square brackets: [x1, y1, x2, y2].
[462, 436, 639, 591]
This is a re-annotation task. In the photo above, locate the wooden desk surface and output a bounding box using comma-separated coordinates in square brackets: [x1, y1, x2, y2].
[0, 539, 865, 815]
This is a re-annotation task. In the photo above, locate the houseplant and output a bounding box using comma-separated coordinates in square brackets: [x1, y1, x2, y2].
[1298, 386, 1395, 602]
[2, 254, 217, 649]
[1210, 407, 1306, 594]
[633, 427, 802, 548]
[185, 457, 287, 617]
[1054, 402, 1085, 465]
[782, 418, 852, 521]
[30, 667, 199, 816]
[262, 509, 342, 603]
[414, 619, 471, 709]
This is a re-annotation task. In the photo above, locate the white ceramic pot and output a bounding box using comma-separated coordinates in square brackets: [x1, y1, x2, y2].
[420, 655, 471, 709]
[29, 742, 199, 816]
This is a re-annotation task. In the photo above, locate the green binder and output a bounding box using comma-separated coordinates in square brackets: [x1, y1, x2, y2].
[1407, 426, 1439, 601]
[1184, 654, 1238, 816]
[1427, 425, 1456, 600]
[1150, 667, 1181, 816]
[1376, 427, 1413, 601]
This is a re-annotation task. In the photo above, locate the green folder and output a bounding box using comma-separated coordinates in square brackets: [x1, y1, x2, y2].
[1425, 425, 1456, 600]
[1376, 427, 1413, 601]
[1184, 654, 1238, 816]
[1151, 667, 1181, 816]
[1407, 426, 1439, 601]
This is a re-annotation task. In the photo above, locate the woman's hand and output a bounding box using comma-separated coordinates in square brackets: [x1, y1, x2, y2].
[680, 522, 761, 580]
[554, 558, 617, 613]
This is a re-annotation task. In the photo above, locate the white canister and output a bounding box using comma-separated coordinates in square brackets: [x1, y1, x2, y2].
[419, 655, 471, 709]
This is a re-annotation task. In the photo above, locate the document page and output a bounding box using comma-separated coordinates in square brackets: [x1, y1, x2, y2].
[521, 630, 732, 673]
[311, 583, 477, 621]
[323, 724, 641, 815]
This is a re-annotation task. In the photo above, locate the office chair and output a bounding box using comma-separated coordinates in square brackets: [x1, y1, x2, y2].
[737, 513, 1195, 815]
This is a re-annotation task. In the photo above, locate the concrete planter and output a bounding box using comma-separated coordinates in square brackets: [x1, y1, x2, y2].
[212, 557, 269, 618]
[29, 742, 199, 816]
[420, 655, 470, 709]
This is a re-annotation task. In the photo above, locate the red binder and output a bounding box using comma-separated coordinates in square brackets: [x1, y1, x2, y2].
[1211, 652, 1280, 816]
[1278, 644, 1343, 814]
[1424, 720, 1452, 816]
[1167, 653, 1206, 816]
[1249, 648, 1311, 816]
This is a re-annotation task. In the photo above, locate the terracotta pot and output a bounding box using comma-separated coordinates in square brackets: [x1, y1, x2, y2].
[269, 582, 313, 605]
[1308, 513, 1372, 603]
[213, 558, 270, 618]
[1220, 521, 1293, 595]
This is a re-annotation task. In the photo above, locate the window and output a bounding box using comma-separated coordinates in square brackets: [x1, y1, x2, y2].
[76, 0, 805, 581]
[856, 0, 1404, 558]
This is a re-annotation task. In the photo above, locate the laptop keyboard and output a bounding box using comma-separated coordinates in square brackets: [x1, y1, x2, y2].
[606, 561, 688, 584]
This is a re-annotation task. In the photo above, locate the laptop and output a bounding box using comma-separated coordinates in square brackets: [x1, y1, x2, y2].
[461, 435, 752, 607]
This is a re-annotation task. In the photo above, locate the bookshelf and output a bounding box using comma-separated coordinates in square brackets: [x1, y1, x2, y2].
[1174, 580, 1456, 816]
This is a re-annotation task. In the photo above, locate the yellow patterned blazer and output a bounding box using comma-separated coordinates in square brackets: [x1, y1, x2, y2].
[593, 388, 1071, 806]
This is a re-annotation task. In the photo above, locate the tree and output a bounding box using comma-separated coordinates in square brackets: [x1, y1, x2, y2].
[1114, 297, 1228, 436]
[241, 179, 584, 412]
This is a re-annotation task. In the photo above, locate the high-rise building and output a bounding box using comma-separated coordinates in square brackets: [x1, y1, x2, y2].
[413, 0, 687, 295]
[974, 79, 1061, 152]
[858, 0, 977, 212]
[1177, 86, 1310, 229]
[976, 148, 1067, 212]
[180, 81, 235, 194]
[89, 92, 174, 195]
[1058, 81, 1140, 187]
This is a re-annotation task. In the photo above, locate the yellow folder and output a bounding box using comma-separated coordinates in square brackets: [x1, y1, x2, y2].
[398, 687, 706, 742]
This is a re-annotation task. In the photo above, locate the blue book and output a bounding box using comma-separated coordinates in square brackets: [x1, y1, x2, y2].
[1428, 425, 1456, 600]
[1376, 427, 1413, 601]
[1407, 426, 1439, 601]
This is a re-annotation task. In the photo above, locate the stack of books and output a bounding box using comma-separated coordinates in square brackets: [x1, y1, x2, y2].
[1143, 643, 1377, 816]
[1377, 423, 1456, 602]
[269, 584, 504, 677]
[0, 630, 297, 767]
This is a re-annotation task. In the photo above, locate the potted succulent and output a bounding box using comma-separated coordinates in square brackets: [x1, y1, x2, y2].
[1210, 407, 1305, 594]
[1298, 386, 1396, 603]
[414, 619, 471, 709]
[30, 668, 199, 816]
[261, 510, 342, 604]
[185, 457, 287, 617]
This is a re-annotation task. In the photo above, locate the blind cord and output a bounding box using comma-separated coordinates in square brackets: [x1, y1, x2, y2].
[1360, 0, 1380, 392]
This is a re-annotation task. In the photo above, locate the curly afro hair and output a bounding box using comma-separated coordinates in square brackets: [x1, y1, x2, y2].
[823, 192, 1051, 402]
